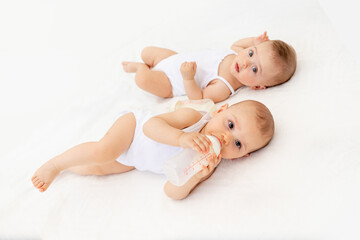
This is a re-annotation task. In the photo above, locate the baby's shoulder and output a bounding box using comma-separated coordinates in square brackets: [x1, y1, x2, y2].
[175, 107, 203, 119]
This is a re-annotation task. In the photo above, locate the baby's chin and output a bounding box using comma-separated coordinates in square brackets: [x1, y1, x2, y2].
[234, 78, 248, 87]
[230, 66, 238, 76]
[229, 69, 245, 84]
[220, 152, 241, 160]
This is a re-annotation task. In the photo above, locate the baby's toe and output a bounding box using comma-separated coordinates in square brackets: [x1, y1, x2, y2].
[31, 176, 38, 183]
[40, 183, 49, 192]
[34, 179, 43, 188]
[32, 177, 40, 186]
[37, 181, 45, 188]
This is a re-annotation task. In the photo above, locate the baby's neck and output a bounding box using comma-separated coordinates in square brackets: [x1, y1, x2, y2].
[218, 54, 243, 90]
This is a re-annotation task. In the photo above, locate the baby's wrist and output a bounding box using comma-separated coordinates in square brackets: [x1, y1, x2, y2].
[177, 132, 185, 147]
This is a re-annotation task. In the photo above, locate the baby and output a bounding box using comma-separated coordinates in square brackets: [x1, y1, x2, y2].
[31, 100, 274, 200]
[122, 32, 296, 103]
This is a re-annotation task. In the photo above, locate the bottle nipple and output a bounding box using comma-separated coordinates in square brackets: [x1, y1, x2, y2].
[206, 135, 221, 156]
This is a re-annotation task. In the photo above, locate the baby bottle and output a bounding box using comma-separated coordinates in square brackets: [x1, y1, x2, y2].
[170, 99, 216, 115]
[163, 135, 222, 186]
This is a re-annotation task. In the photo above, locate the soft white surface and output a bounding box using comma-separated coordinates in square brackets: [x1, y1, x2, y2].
[1, 0, 360, 239]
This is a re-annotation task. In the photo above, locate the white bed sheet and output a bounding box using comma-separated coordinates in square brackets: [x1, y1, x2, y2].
[1, 0, 360, 239]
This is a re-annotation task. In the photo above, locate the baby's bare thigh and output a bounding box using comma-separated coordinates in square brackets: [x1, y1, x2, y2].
[69, 162, 134, 176]
[141, 46, 177, 67]
[99, 112, 136, 157]
[68, 113, 137, 176]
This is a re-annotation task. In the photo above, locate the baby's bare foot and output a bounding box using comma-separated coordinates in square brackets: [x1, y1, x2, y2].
[31, 161, 60, 192]
[122, 61, 146, 73]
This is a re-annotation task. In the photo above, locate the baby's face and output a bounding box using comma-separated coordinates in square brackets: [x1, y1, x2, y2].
[230, 41, 278, 89]
[201, 103, 267, 159]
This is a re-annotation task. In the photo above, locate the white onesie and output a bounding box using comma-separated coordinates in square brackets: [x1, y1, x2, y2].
[152, 49, 237, 96]
[116, 109, 212, 174]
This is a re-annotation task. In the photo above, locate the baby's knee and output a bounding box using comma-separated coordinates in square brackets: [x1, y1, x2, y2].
[135, 70, 150, 88]
[141, 46, 153, 59]
[141, 46, 156, 66]
[93, 142, 116, 164]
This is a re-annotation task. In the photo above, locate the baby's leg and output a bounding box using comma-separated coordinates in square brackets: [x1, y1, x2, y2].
[68, 161, 134, 176]
[141, 46, 177, 68]
[122, 62, 173, 98]
[122, 47, 176, 71]
[31, 113, 136, 192]
[122, 47, 177, 98]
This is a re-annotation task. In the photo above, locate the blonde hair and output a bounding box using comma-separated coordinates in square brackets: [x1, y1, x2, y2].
[270, 40, 297, 86]
[231, 100, 275, 151]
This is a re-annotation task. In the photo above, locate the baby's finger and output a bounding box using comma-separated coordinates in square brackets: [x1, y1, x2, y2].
[210, 153, 221, 167]
[191, 143, 202, 153]
[203, 135, 212, 151]
[207, 153, 216, 168]
[188, 137, 203, 153]
[215, 154, 222, 166]
[203, 135, 212, 146]
[199, 165, 208, 178]
[196, 134, 211, 151]
[180, 62, 187, 70]
[264, 31, 269, 40]
[193, 137, 209, 153]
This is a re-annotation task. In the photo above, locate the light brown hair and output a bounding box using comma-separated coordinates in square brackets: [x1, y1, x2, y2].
[270, 40, 297, 86]
[231, 100, 275, 151]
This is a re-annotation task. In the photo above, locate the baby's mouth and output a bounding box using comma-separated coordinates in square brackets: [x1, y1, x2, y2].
[235, 62, 240, 73]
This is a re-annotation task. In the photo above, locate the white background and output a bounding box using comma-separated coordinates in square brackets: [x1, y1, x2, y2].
[1, 1, 360, 239]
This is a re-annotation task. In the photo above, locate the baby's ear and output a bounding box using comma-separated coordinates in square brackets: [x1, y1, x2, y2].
[251, 86, 267, 90]
[213, 103, 229, 116]
[219, 103, 229, 111]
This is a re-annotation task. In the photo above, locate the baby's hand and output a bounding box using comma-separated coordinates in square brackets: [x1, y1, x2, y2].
[254, 31, 269, 45]
[196, 153, 222, 179]
[180, 61, 197, 80]
[178, 132, 211, 153]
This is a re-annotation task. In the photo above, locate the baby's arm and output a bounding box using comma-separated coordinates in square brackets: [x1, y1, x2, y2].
[231, 31, 269, 53]
[180, 62, 231, 103]
[181, 61, 202, 100]
[143, 108, 222, 199]
[143, 107, 212, 153]
[164, 153, 221, 200]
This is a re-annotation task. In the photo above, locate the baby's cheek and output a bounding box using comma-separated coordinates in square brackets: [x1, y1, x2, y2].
[221, 147, 244, 159]
[220, 148, 231, 159]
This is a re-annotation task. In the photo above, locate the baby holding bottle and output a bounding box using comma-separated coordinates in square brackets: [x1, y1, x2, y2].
[32, 100, 274, 200]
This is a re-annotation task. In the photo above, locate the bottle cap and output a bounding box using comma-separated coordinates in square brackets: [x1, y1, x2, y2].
[206, 135, 221, 156]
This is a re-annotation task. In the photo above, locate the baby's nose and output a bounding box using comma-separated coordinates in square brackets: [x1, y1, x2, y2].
[220, 133, 231, 145]
[243, 59, 249, 68]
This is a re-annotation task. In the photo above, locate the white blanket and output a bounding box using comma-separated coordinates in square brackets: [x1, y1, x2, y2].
[1, 0, 360, 239]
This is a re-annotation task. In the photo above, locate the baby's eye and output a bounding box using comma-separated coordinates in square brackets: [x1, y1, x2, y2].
[252, 66, 257, 73]
[228, 120, 234, 129]
[249, 50, 254, 57]
[235, 140, 241, 149]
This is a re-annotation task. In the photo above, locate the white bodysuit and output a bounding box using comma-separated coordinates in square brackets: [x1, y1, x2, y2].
[152, 49, 237, 96]
[116, 109, 212, 174]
